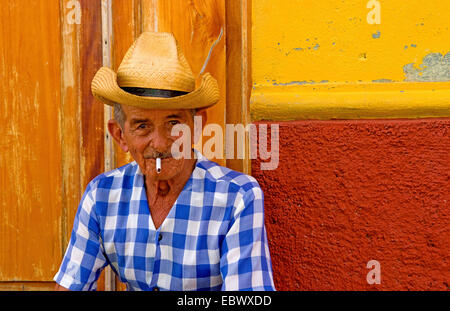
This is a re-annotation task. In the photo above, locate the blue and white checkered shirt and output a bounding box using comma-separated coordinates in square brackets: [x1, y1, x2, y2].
[54, 150, 275, 291]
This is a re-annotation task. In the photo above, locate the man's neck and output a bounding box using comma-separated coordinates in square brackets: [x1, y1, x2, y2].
[143, 157, 196, 229]
[144, 158, 197, 204]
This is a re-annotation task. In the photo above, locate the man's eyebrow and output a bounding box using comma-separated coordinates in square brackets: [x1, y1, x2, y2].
[165, 114, 183, 119]
[129, 118, 150, 125]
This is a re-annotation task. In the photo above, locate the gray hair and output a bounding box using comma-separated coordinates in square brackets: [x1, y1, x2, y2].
[113, 103, 126, 127]
[113, 103, 196, 128]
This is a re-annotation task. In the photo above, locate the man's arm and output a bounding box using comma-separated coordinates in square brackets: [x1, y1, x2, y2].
[53, 180, 108, 290]
[220, 184, 275, 290]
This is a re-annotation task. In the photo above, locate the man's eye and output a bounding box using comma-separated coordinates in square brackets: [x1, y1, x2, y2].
[169, 120, 180, 126]
[136, 123, 150, 131]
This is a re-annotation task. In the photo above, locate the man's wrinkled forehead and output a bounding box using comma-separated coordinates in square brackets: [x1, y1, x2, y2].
[122, 105, 193, 122]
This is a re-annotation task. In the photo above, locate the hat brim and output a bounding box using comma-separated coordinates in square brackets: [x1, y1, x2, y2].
[91, 67, 220, 109]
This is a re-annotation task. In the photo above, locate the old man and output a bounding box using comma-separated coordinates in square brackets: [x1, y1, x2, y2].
[54, 32, 274, 291]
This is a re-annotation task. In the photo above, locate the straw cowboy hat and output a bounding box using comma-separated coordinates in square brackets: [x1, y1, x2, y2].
[91, 32, 220, 109]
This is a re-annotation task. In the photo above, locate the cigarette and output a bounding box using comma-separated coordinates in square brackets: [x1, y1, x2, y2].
[156, 157, 161, 174]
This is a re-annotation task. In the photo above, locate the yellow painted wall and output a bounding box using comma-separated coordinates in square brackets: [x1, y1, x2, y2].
[251, 0, 450, 120]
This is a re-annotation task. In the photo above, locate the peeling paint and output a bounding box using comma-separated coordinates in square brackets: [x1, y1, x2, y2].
[372, 78, 394, 83]
[372, 31, 381, 39]
[272, 80, 329, 86]
[273, 80, 311, 86]
[403, 52, 450, 82]
[253, 0, 450, 104]
[291, 44, 319, 52]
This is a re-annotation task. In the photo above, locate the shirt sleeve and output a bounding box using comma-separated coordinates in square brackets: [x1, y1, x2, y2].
[220, 182, 276, 291]
[54, 181, 108, 291]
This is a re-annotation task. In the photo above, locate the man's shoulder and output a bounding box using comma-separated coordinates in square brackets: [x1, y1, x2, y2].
[195, 158, 264, 212]
[196, 157, 262, 194]
[88, 161, 139, 190]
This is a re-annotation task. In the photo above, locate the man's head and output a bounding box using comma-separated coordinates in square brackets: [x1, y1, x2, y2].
[108, 104, 207, 181]
[91, 32, 219, 180]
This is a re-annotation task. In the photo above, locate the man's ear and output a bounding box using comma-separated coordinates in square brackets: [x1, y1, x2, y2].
[108, 120, 129, 153]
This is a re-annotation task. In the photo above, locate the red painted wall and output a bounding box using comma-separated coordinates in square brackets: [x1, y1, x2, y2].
[252, 118, 450, 290]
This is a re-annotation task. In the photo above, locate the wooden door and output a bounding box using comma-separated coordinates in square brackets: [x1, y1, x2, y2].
[0, 0, 250, 291]
[0, 0, 63, 289]
[0, 0, 105, 290]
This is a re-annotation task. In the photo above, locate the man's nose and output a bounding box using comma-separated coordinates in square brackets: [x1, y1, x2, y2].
[150, 127, 171, 151]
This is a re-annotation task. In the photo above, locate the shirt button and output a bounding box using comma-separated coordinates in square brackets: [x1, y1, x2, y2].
[153, 286, 159, 291]
[158, 233, 163, 241]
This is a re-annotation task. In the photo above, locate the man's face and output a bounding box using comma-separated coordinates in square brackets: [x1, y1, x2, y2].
[111, 105, 196, 181]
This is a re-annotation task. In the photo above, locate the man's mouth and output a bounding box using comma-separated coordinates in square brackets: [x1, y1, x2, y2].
[143, 151, 173, 160]
[144, 156, 173, 160]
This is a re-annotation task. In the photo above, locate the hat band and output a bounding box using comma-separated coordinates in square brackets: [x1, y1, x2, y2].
[121, 87, 188, 98]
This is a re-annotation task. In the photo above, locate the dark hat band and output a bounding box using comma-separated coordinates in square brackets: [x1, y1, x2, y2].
[121, 87, 188, 98]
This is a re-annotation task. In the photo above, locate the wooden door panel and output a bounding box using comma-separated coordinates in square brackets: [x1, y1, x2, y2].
[112, 0, 141, 170]
[0, 0, 62, 281]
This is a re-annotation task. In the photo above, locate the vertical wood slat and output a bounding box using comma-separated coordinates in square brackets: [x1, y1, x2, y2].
[141, 0, 158, 32]
[113, 0, 142, 171]
[101, 0, 116, 292]
[79, 0, 105, 290]
[60, 0, 82, 260]
[225, 0, 252, 174]
[60, 0, 106, 290]
[0, 0, 63, 281]
[102, 0, 114, 172]
[61, 0, 106, 291]
[80, 0, 105, 188]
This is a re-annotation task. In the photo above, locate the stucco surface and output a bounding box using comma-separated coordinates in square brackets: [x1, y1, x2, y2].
[252, 118, 449, 290]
